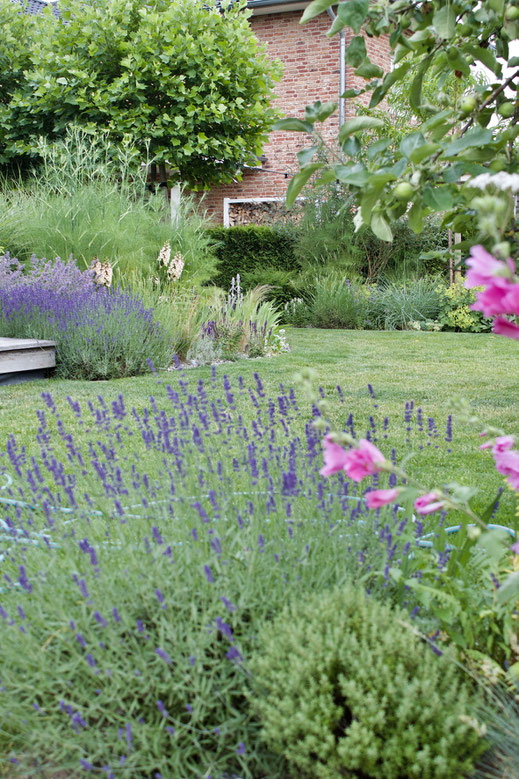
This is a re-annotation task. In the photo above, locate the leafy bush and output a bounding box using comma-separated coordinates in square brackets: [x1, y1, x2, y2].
[0, 255, 174, 379]
[199, 278, 284, 360]
[207, 225, 299, 291]
[305, 273, 370, 329]
[0, 0, 280, 185]
[437, 279, 493, 333]
[240, 266, 297, 310]
[0, 130, 218, 285]
[367, 277, 444, 330]
[249, 584, 486, 779]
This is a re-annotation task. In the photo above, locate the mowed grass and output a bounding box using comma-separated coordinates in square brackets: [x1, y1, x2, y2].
[0, 328, 517, 520]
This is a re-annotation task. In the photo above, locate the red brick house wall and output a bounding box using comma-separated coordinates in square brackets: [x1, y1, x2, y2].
[200, 6, 391, 223]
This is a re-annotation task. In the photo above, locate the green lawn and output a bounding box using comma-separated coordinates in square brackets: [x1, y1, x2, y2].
[1, 328, 517, 519]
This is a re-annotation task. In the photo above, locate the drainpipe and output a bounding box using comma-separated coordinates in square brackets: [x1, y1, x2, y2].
[326, 6, 346, 127]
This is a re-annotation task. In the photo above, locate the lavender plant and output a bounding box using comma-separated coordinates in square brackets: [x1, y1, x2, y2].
[0, 371, 461, 777]
[0, 254, 174, 379]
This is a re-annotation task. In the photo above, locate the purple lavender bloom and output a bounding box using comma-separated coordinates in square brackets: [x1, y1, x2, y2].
[215, 617, 234, 643]
[112, 608, 121, 623]
[221, 597, 236, 612]
[155, 589, 165, 605]
[94, 612, 108, 628]
[156, 648, 172, 665]
[166, 726, 175, 735]
[204, 565, 215, 584]
[80, 759, 94, 770]
[226, 646, 243, 663]
[157, 700, 168, 717]
[236, 742, 246, 756]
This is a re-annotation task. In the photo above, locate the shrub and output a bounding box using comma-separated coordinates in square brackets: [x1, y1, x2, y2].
[249, 584, 486, 779]
[207, 225, 299, 290]
[367, 277, 444, 330]
[437, 279, 493, 333]
[0, 255, 174, 379]
[305, 273, 370, 329]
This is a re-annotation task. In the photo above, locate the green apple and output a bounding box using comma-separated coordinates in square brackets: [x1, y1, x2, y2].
[460, 95, 477, 114]
[505, 5, 519, 20]
[394, 182, 414, 202]
[498, 101, 515, 117]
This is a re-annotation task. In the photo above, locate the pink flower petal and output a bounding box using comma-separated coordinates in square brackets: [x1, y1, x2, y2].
[365, 488, 400, 509]
[493, 317, 519, 340]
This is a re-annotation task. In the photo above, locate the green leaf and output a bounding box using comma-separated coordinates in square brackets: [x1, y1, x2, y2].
[480, 491, 502, 523]
[410, 142, 440, 164]
[497, 571, 519, 607]
[370, 211, 393, 242]
[305, 100, 337, 123]
[334, 162, 370, 186]
[443, 127, 493, 158]
[369, 62, 411, 108]
[328, 0, 369, 35]
[341, 88, 364, 99]
[342, 136, 361, 156]
[338, 116, 384, 142]
[315, 168, 337, 185]
[300, 0, 336, 24]
[285, 163, 321, 207]
[467, 44, 502, 76]
[408, 201, 424, 233]
[433, 6, 456, 39]
[366, 138, 391, 160]
[355, 58, 384, 80]
[297, 145, 318, 167]
[399, 132, 425, 160]
[273, 118, 314, 132]
[409, 57, 433, 114]
[344, 36, 367, 68]
[423, 186, 454, 211]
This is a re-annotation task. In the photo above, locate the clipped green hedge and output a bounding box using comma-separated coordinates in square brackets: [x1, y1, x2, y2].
[207, 225, 299, 291]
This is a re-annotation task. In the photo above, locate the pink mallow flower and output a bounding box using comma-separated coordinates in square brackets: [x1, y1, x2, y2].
[493, 448, 519, 491]
[464, 245, 511, 288]
[414, 492, 445, 515]
[480, 435, 515, 452]
[471, 277, 516, 318]
[493, 316, 519, 341]
[320, 435, 350, 477]
[343, 439, 386, 482]
[365, 488, 400, 509]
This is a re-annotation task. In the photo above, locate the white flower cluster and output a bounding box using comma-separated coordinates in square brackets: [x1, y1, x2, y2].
[468, 172, 519, 193]
[90, 259, 113, 287]
[157, 242, 184, 282]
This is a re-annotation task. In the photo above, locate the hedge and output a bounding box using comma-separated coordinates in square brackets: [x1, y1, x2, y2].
[207, 225, 299, 291]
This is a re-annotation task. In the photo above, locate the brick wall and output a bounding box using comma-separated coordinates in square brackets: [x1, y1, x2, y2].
[199, 10, 391, 223]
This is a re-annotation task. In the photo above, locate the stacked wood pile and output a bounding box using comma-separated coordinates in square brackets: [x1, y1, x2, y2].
[228, 200, 303, 226]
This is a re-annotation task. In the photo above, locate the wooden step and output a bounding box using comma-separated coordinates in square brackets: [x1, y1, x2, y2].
[0, 338, 56, 384]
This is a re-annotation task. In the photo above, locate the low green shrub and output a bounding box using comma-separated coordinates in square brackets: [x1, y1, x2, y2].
[240, 267, 297, 310]
[436, 279, 493, 333]
[307, 273, 370, 329]
[207, 225, 299, 290]
[367, 277, 444, 330]
[249, 584, 486, 779]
